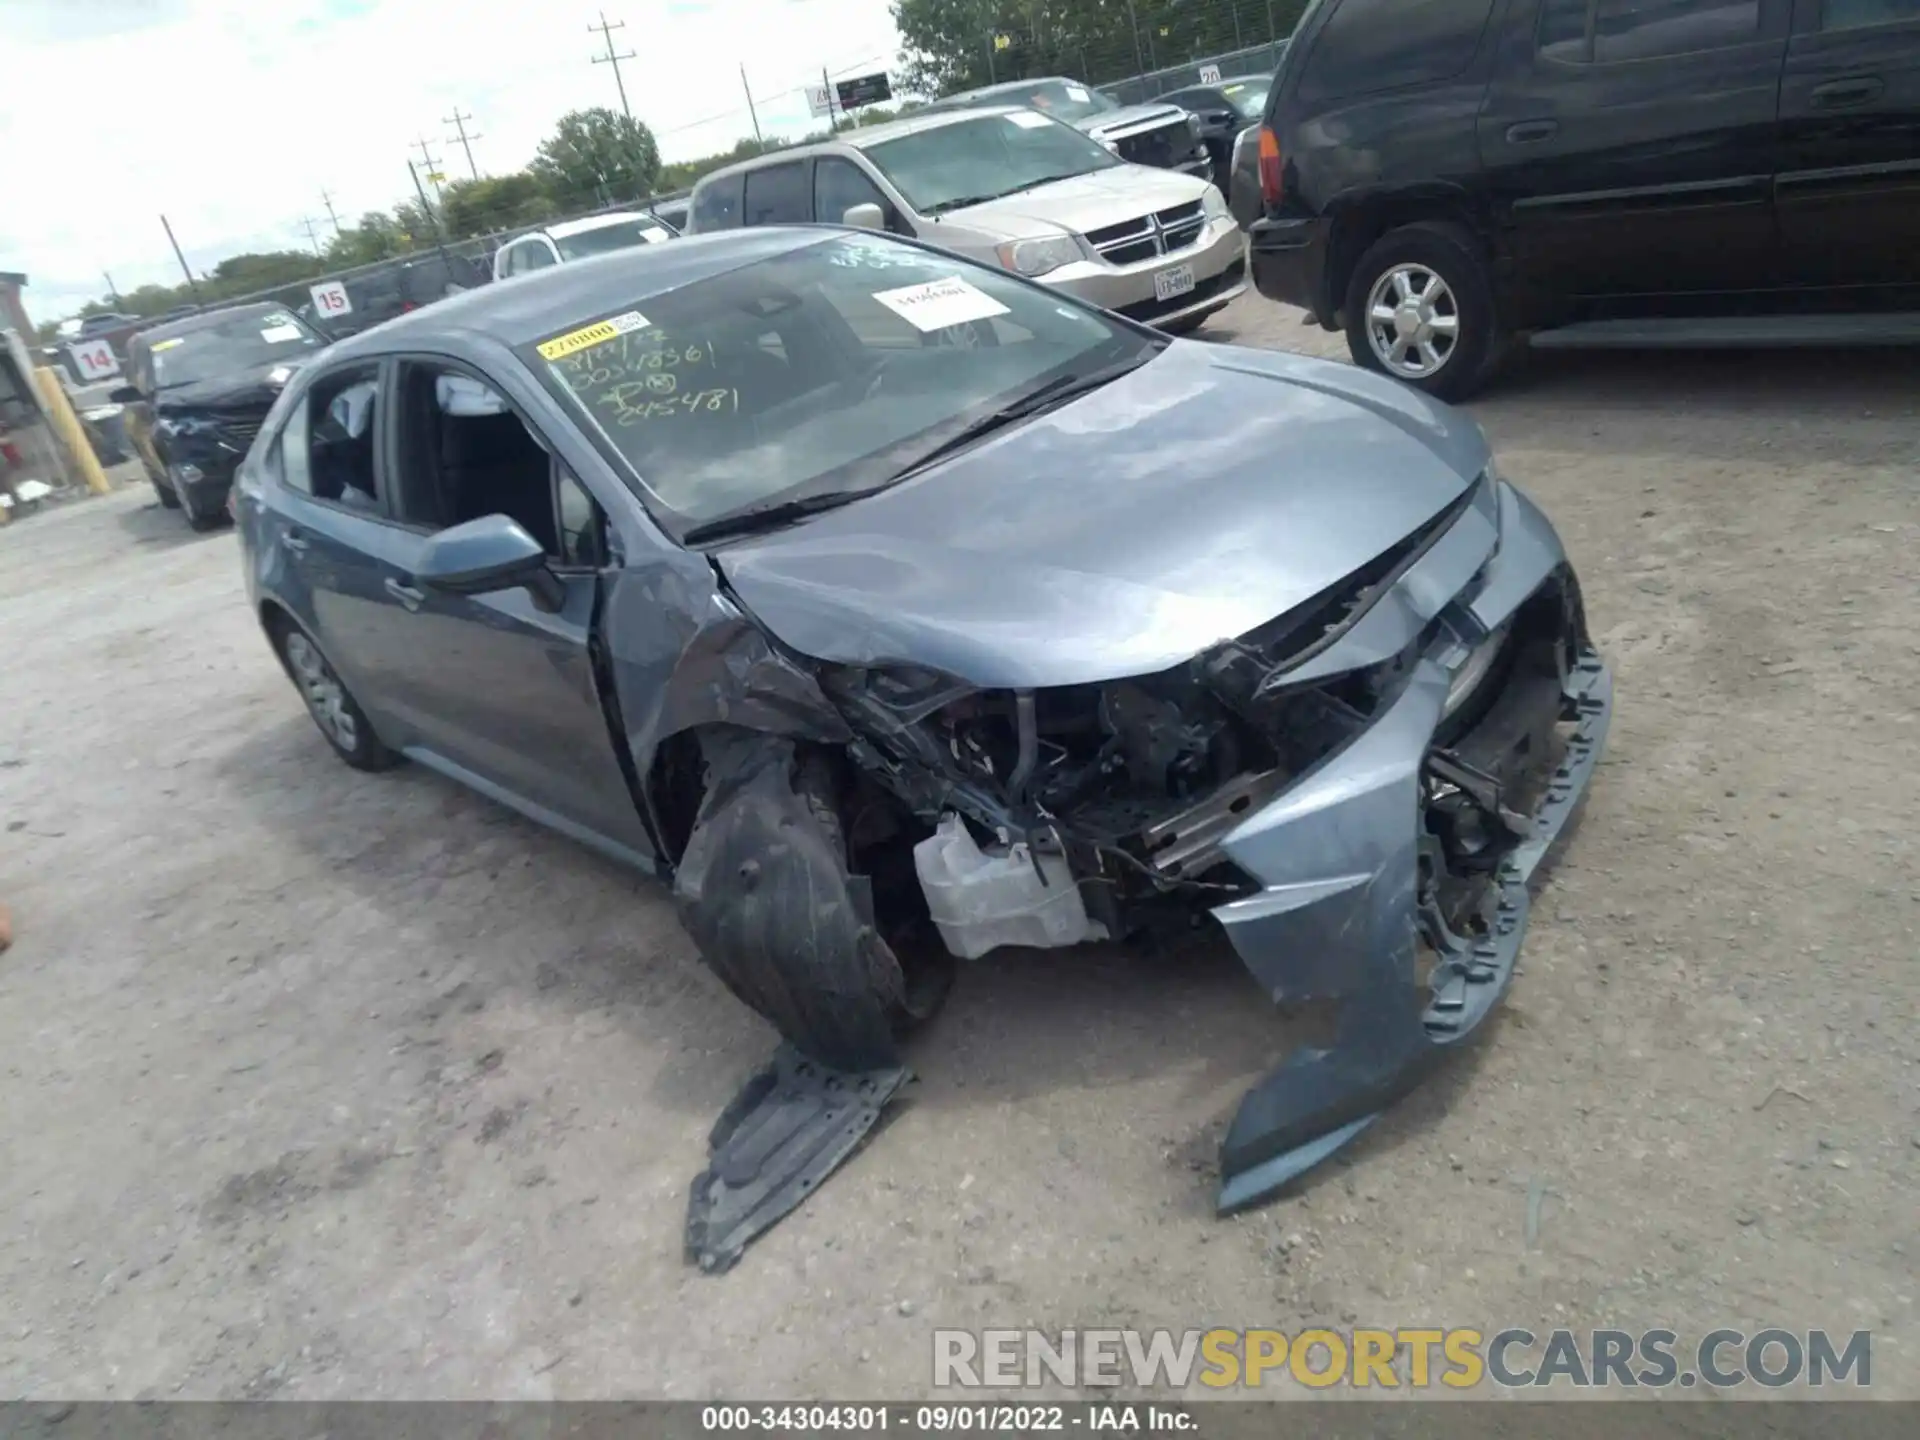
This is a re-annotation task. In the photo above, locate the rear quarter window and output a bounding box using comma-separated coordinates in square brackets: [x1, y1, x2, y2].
[691, 173, 745, 232]
[1298, 0, 1498, 103]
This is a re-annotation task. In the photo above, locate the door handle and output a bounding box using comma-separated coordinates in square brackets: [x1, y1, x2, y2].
[1505, 119, 1559, 144]
[1810, 76, 1883, 108]
[279, 531, 310, 555]
[384, 578, 427, 611]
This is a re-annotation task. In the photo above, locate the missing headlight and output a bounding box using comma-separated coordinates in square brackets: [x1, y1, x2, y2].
[1443, 620, 1511, 720]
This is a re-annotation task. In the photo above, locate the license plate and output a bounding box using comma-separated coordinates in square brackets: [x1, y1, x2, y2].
[1153, 264, 1196, 303]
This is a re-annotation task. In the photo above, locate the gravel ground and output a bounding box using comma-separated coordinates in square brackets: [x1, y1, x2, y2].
[1, 295, 1917, 1401]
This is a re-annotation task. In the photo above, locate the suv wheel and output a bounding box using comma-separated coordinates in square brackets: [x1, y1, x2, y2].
[1344, 223, 1496, 401]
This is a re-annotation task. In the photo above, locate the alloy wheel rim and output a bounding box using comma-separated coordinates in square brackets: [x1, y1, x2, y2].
[1365, 264, 1460, 379]
[283, 632, 358, 751]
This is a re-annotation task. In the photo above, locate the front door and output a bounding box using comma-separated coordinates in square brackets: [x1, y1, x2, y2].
[1478, 0, 1790, 306]
[1775, 0, 1920, 289]
[375, 357, 656, 863]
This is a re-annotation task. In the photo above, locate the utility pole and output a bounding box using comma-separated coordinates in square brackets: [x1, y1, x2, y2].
[444, 107, 482, 180]
[589, 10, 635, 120]
[1123, 0, 1146, 75]
[408, 160, 455, 265]
[103, 271, 121, 305]
[320, 188, 342, 236]
[159, 215, 201, 301]
[412, 136, 444, 199]
[739, 64, 762, 144]
[822, 66, 837, 133]
[300, 216, 324, 257]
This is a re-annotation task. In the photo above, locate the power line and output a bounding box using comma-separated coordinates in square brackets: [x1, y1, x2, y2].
[589, 10, 636, 121]
[444, 108, 483, 180]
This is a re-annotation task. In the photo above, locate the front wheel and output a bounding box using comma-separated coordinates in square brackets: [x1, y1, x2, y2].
[274, 622, 398, 772]
[1343, 223, 1498, 402]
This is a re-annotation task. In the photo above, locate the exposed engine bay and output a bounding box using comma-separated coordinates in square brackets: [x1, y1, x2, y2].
[675, 474, 1611, 1274]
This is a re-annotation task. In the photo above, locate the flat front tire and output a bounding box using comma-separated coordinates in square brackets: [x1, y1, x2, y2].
[273, 620, 397, 772]
[1343, 223, 1497, 402]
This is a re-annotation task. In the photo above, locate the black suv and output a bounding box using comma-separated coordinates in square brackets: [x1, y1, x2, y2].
[114, 304, 326, 529]
[1249, 0, 1920, 398]
[307, 252, 488, 341]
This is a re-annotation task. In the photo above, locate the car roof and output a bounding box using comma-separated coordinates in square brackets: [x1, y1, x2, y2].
[692, 106, 1028, 184]
[545, 211, 662, 239]
[134, 302, 292, 344]
[938, 75, 1081, 103]
[320, 228, 831, 357]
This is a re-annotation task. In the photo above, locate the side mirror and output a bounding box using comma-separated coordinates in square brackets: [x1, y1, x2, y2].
[412, 514, 565, 612]
[108, 385, 141, 405]
[842, 202, 885, 231]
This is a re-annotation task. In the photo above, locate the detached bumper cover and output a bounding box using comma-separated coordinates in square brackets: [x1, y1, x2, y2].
[1209, 481, 1612, 1212]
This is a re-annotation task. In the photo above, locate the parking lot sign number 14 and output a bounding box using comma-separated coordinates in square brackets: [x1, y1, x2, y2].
[67, 338, 119, 381]
[310, 280, 352, 318]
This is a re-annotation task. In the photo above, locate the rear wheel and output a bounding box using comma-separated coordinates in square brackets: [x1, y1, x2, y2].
[273, 620, 397, 772]
[1343, 222, 1498, 402]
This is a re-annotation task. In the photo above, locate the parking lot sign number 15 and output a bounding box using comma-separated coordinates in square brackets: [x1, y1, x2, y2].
[310, 280, 352, 318]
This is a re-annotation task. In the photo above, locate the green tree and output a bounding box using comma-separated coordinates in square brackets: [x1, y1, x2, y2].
[891, 0, 1307, 94]
[326, 212, 409, 268]
[532, 107, 663, 208]
[440, 172, 555, 237]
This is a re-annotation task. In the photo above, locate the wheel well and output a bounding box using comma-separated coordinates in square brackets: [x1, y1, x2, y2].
[1326, 200, 1485, 322]
[645, 729, 706, 866]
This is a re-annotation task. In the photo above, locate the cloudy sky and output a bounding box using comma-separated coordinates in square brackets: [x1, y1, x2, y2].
[0, 0, 905, 322]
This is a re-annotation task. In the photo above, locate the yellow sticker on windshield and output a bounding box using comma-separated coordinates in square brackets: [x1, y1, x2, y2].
[537, 308, 651, 361]
[151, 337, 185, 351]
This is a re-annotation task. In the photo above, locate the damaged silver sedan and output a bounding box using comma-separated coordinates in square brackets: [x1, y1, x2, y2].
[235, 227, 1611, 1270]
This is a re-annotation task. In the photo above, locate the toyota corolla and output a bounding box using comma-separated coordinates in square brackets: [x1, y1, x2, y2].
[232, 227, 1611, 1270]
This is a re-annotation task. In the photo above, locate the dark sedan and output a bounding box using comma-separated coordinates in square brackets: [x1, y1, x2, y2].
[234, 228, 1610, 1267]
[115, 304, 326, 529]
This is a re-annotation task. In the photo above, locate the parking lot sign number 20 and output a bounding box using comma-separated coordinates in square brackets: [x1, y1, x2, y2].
[310, 280, 352, 318]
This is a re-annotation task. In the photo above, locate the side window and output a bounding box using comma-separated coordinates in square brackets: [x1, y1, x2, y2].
[278, 364, 381, 509]
[691, 174, 744, 231]
[392, 362, 583, 564]
[500, 243, 523, 276]
[1299, 0, 1498, 100]
[742, 163, 811, 225]
[522, 242, 557, 272]
[555, 466, 610, 569]
[1539, 0, 1763, 63]
[1822, 0, 1920, 28]
[814, 157, 891, 227]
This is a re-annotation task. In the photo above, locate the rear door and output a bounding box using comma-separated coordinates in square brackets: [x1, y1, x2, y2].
[1478, 0, 1791, 303]
[1775, 0, 1920, 288]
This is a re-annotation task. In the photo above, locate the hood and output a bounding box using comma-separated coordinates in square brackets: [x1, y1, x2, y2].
[154, 359, 303, 414]
[718, 343, 1494, 690]
[946, 165, 1212, 239]
[1074, 103, 1190, 140]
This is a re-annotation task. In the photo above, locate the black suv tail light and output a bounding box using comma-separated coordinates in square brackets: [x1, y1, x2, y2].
[1257, 126, 1283, 205]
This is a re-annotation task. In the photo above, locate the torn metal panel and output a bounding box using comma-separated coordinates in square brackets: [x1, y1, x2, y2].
[687, 1044, 909, 1274]
[599, 558, 850, 816]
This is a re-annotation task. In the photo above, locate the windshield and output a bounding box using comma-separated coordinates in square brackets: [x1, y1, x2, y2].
[863, 111, 1118, 215]
[992, 79, 1117, 123]
[150, 312, 323, 389]
[1220, 79, 1271, 119]
[556, 219, 673, 260]
[528, 231, 1154, 536]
